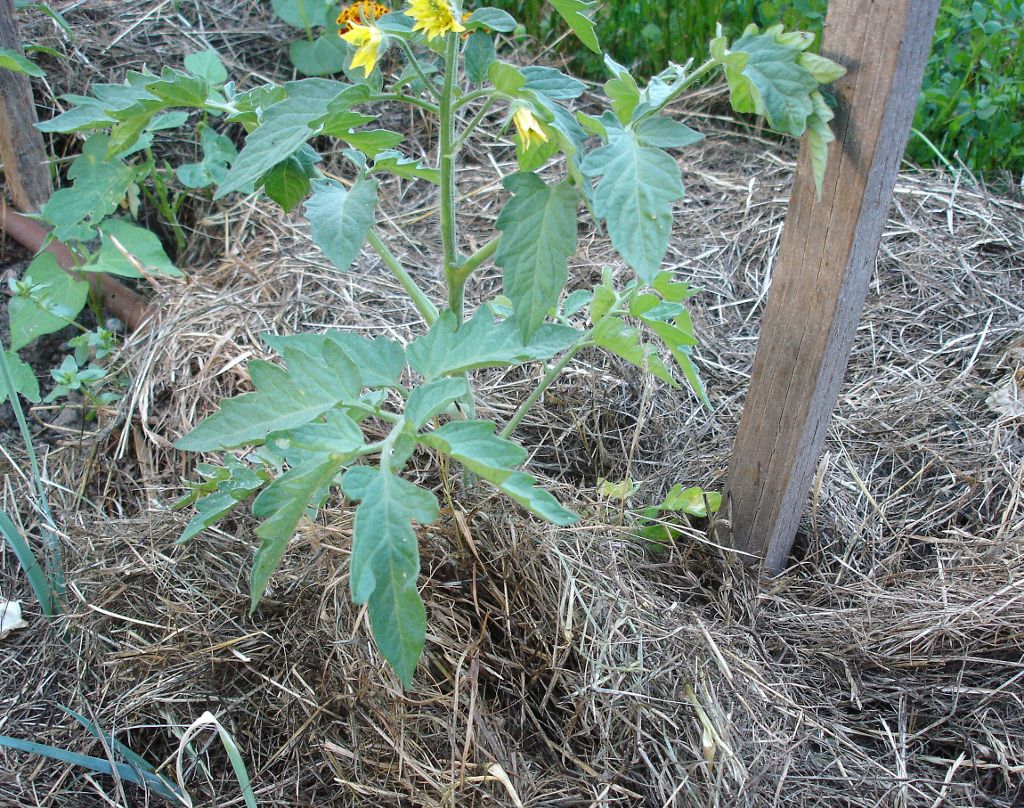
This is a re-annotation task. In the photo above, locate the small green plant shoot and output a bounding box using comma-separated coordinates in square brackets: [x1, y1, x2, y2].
[39, 1, 843, 686]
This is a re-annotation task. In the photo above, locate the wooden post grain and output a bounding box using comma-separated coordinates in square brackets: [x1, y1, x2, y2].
[718, 0, 940, 571]
[0, 0, 51, 211]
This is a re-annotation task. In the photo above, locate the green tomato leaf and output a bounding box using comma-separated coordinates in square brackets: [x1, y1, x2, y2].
[176, 341, 361, 451]
[266, 409, 366, 467]
[262, 330, 406, 388]
[338, 128, 404, 157]
[250, 457, 344, 609]
[0, 351, 41, 404]
[548, 0, 600, 53]
[145, 66, 209, 107]
[603, 55, 641, 124]
[370, 150, 441, 184]
[494, 173, 578, 340]
[0, 47, 44, 77]
[215, 78, 348, 199]
[304, 178, 379, 272]
[805, 90, 836, 200]
[9, 253, 89, 351]
[88, 219, 182, 278]
[408, 309, 579, 380]
[419, 420, 578, 525]
[176, 456, 269, 544]
[176, 124, 237, 189]
[262, 156, 311, 212]
[342, 466, 439, 687]
[521, 66, 586, 100]
[634, 117, 704, 150]
[404, 377, 470, 430]
[581, 116, 685, 283]
[488, 61, 525, 94]
[592, 315, 677, 387]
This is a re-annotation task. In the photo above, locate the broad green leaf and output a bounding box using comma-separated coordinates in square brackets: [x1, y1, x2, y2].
[176, 123, 237, 189]
[176, 456, 269, 544]
[304, 178, 379, 272]
[0, 47, 44, 77]
[0, 351, 40, 404]
[370, 150, 440, 184]
[272, 0, 333, 28]
[215, 79, 347, 199]
[36, 95, 115, 133]
[262, 330, 405, 388]
[603, 56, 640, 124]
[465, 7, 516, 32]
[145, 66, 209, 107]
[592, 316, 677, 387]
[419, 420, 578, 525]
[581, 116, 685, 283]
[250, 457, 343, 608]
[339, 129, 404, 157]
[9, 253, 88, 351]
[88, 219, 182, 278]
[290, 35, 351, 77]
[659, 484, 721, 517]
[521, 66, 586, 100]
[262, 156, 310, 212]
[799, 52, 847, 84]
[712, 24, 828, 137]
[805, 90, 836, 200]
[548, 0, 600, 53]
[488, 61, 525, 94]
[562, 289, 592, 317]
[184, 49, 228, 85]
[404, 377, 470, 429]
[494, 173, 578, 340]
[266, 409, 365, 466]
[408, 309, 579, 380]
[176, 341, 361, 451]
[41, 134, 134, 242]
[342, 466, 439, 686]
[223, 83, 288, 127]
[463, 31, 495, 85]
[635, 117, 704, 150]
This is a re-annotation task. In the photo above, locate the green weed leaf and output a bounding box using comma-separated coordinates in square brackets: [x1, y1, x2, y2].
[419, 420, 578, 524]
[466, 8, 517, 32]
[581, 115, 685, 284]
[0, 47, 44, 77]
[342, 466, 440, 686]
[290, 35, 350, 77]
[89, 219, 182, 278]
[463, 31, 495, 85]
[262, 155, 311, 212]
[176, 124, 237, 189]
[9, 253, 88, 351]
[0, 352, 40, 404]
[184, 49, 228, 85]
[495, 173, 578, 340]
[175, 456, 269, 544]
[305, 178, 379, 272]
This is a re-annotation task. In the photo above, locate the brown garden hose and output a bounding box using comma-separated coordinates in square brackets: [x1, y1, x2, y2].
[1, 200, 150, 333]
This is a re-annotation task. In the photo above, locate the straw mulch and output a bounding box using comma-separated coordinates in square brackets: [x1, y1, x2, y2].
[2, 2, 1023, 806]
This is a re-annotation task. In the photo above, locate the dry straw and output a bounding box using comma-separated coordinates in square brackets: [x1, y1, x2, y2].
[2, 2, 1023, 805]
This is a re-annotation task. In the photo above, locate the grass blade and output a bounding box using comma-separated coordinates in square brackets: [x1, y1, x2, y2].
[0, 734, 188, 804]
[0, 511, 56, 616]
[175, 712, 257, 808]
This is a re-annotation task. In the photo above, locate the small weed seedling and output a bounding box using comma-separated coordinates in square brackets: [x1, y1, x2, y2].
[40, 1, 844, 686]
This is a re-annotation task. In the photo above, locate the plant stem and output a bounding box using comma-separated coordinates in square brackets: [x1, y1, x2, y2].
[636, 57, 719, 121]
[500, 341, 588, 439]
[0, 342, 64, 608]
[452, 87, 494, 111]
[366, 228, 439, 326]
[438, 33, 461, 319]
[397, 39, 441, 101]
[453, 94, 496, 152]
[450, 235, 500, 286]
[368, 93, 439, 115]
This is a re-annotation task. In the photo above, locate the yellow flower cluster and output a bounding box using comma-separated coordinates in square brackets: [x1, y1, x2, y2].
[405, 0, 465, 40]
[336, 1, 390, 33]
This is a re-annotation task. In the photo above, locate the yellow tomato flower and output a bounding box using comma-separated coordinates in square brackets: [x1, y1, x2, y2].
[404, 0, 466, 40]
[342, 22, 384, 77]
[513, 107, 549, 151]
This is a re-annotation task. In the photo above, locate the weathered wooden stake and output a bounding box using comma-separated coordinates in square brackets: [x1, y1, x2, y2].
[718, 0, 940, 571]
[0, 0, 51, 211]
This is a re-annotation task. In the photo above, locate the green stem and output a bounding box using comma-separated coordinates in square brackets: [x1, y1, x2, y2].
[452, 87, 494, 111]
[450, 235, 500, 286]
[438, 33, 462, 319]
[366, 229, 439, 326]
[397, 39, 441, 101]
[635, 57, 719, 122]
[0, 342, 64, 607]
[500, 341, 588, 439]
[367, 93, 439, 115]
[453, 94, 496, 152]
